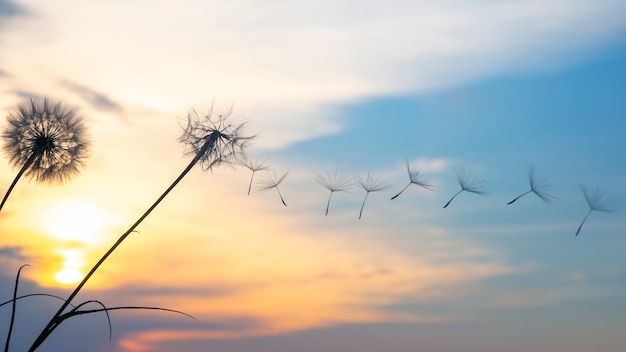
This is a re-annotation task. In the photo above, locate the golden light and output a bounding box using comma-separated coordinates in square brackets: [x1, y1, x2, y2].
[43, 199, 113, 243]
[54, 267, 84, 284]
[39, 199, 117, 284]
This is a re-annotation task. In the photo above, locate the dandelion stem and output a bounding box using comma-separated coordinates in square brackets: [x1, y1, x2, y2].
[247, 171, 255, 195]
[0, 153, 37, 211]
[28, 134, 218, 352]
[325, 192, 334, 216]
[359, 192, 370, 219]
[276, 187, 287, 206]
[507, 190, 532, 205]
[575, 209, 593, 237]
[390, 184, 410, 200]
[443, 190, 463, 208]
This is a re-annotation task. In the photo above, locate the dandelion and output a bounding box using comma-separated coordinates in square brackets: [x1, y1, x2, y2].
[28, 104, 253, 351]
[242, 159, 270, 195]
[356, 172, 390, 219]
[507, 165, 557, 205]
[314, 169, 352, 216]
[258, 169, 289, 206]
[1, 97, 90, 211]
[443, 166, 486, 208]
[391, 160, 434, 200]
[575, 186, 614, 236]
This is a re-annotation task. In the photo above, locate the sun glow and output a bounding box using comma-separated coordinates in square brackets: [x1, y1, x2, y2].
[54, 267, 84, 284]
[43, 199, 113, 243]
[40, 199, 116, 284]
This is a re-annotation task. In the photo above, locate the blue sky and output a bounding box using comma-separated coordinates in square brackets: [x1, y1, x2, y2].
[1, 1, 626, 351]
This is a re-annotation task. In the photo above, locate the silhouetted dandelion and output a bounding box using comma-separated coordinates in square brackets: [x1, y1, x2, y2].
[443, 166, 486, 208]
[1, 97, 90, 211]
[314, 169, 353, 216]
[179, 104, 253, 170]
[391, 161, 434, 200]
[357, 172, 391, 219]
[575, 186, 614, 236]
[258, 169, 289, 206]
[507, 165, 557, 205]
[242, 158, 270, 195]
[28, 104, 253, 351]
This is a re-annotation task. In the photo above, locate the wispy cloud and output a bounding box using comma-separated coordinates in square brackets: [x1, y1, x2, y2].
[59, 80, 124, 112]
[0, 0, 25, 18]
[1, 1, 625, 147]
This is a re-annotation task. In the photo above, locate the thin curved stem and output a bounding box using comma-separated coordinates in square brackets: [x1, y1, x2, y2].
[0, 153, 37, 212]
[247, 171, 256, 195]
[325, 192, 334, 216]
[5, 265, 29, 352]
[359, 192, 370, 219]
[275, 187, 287, 206]
[443, 190, 463, 208]
[507, 190, 532, 205]
[28, 136, 217, 352]
[575, 209, 593, 236]
[391, 183, 410, 200]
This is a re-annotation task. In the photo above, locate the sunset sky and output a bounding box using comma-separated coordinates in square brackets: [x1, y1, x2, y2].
[1, 0, 626, 351]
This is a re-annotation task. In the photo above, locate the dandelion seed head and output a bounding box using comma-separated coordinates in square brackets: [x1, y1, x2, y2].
[1, 97, 90, 184]
[357, 172, 390, 193]
[314, 170, 353, 193]
[580, 185, 614, 213]
[179, 104, 254, 171]
[527, 165, 557, 203]
[406, 162, 434, 190]
[242, 158, 270, 172]
[456, 166, 487, 194]
[257, 169, 289, 191]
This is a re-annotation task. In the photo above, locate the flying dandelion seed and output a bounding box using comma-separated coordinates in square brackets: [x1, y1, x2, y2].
[1, 97, 90, 211]
[575, 186, 614, 236]
[443, 166, 486, 208]
[357, 172, 391, 219]
[28, 104, 253, 351]
[242, 158, 270, 195]
[391, 160, 434, 200]
[258, 169, 289, 206]
[507, 165, 557, 205]
[314, 169, 353, 216]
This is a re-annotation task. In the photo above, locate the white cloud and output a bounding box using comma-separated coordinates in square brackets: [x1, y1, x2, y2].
[1, 0, 625, 148]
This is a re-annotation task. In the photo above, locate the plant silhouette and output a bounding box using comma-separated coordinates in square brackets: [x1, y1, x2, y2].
[0, 97, 90, 211]
[258, 169, 289, 206]
[391, 160, 434, 200]
[357, 172, 391, 219]
[314, 169, 352, 216]
[575, 186, 614, 236]
[26, 104, 253, 351]
[443, 166, 486, 208]
[507, 165, 557, 204]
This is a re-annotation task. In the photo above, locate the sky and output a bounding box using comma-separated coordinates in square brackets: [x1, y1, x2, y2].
[0, 0, 625, 351]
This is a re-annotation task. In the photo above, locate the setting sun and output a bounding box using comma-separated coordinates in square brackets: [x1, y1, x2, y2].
[54, 267, 84, 284]
[43, 199, 114, 244]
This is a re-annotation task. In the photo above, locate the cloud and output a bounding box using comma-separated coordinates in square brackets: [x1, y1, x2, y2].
[0, 0, 24, 17]
[59, 80, 124, 112]
[0, 245, 28, 261]
[1, 0, 625, 148]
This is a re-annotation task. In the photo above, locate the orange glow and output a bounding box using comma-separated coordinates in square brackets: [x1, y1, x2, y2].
[54, 267, 83, 284]
[43, 199, 113, 243]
